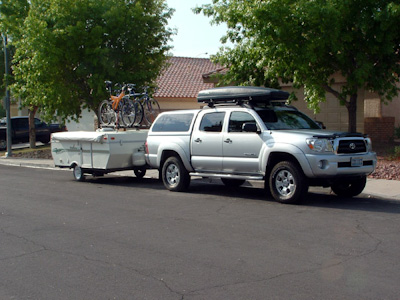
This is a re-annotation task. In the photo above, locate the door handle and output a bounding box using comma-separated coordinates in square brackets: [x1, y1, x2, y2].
[224, 138, 232, 144]
[194, 138, 202, 143]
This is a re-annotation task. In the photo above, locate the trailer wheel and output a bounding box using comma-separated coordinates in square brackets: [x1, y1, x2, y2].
[134, 167, 146, 179]
[72, 165, 85, 182]
[162, 156, 190, 192]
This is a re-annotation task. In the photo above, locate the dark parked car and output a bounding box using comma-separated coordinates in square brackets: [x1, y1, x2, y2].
[0, 116, 67, 150]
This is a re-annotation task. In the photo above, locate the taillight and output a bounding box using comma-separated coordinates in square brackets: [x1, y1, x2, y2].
[145, 141, 149, 154]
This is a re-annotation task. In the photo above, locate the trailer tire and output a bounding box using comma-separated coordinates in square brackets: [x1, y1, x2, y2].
[162, 156, 190, 192]
[72, 165, 85, 182]
[134, 167, 146, 179]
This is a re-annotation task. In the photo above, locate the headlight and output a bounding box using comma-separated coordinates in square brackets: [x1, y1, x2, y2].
[365, 137, 372, 152]
[306, 138, 334, 153]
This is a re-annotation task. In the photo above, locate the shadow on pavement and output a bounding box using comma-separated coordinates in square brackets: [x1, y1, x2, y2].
[70, 174, 400, 214]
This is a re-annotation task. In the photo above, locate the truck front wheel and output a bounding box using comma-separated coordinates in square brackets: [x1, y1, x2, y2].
[269, 161, 308, 204]
[162, 156, 190, 192]
[0, 139, 6, 151]
[331, 176, 366, 197]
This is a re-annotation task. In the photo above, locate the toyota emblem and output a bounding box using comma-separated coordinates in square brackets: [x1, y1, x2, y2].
[349, 143, 356, 150]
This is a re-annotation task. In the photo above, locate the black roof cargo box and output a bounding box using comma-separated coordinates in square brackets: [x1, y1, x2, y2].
[197, 86, 289, 104]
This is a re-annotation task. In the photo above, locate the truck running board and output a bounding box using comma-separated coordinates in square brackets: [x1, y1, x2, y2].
[189, 172, 264, 181]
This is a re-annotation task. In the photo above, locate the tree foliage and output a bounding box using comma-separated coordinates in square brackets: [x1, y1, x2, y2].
[196, 0, 400, 132]
[9, 0, 174, 122]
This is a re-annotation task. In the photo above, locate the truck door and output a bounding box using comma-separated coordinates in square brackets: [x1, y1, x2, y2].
[222, 111, 264, 174]
[14, 118, 29, 142]
[191, 112, 225, 172]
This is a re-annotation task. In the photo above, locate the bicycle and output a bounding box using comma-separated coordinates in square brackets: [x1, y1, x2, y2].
[98, 82, 143, 128]
[133, 86, 161, 125]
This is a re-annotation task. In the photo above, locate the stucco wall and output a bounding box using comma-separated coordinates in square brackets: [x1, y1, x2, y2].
[381, 98, 400, 127]
[281, 86, 365, 133]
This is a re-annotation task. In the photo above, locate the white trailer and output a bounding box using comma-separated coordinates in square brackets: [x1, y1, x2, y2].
[51, 128, 148, 181]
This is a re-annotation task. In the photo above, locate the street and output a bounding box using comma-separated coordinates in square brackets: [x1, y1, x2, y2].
[1, 165, 400, 299]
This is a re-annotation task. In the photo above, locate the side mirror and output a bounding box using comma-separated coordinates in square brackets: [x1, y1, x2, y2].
[315, 121, 326, 129]
[242, 122, 260, 133]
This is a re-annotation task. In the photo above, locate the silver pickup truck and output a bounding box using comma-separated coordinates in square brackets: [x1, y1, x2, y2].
[145, 86, 377, 204]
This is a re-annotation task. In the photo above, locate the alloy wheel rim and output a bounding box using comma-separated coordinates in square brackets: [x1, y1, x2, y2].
[275, 170, 296, 197]
[166, 163, 180, 187]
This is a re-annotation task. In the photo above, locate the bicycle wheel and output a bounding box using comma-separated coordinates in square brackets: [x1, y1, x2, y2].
[133, 99, 144, 126]
[120, 98, 137, 127]
[98, 100, 116, 126]
[144, 98, 161, 125]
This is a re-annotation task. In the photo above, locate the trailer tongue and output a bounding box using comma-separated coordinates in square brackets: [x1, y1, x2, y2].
[51, 128, 148, 181]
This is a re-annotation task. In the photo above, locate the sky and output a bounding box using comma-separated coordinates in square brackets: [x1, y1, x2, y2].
[165, 0, 231, 58]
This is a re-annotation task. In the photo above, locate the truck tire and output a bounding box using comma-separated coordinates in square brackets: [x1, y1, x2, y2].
[162, 156, 190, 192]
[221, 178, 245, 187]
[39, 136, 50, 144]
[331, 176, 366, 197]
[72, 165, 85, 182]
[0, 139, 6, 151]
[269, 161, 308, 204]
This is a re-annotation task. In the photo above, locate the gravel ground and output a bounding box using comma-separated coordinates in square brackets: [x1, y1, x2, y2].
[369, 157, 400, 181]
[13, 147, 400, 181]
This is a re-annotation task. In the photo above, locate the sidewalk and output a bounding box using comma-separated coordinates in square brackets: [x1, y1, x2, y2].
[1, 156, 400, 201]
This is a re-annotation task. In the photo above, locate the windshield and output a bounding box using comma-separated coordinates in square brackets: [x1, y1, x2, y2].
[257, 109, 321, 130]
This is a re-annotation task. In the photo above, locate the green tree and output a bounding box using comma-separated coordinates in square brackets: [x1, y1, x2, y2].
[1, 0, 29, 120]
[12, 0, 174, 122]
[197, 0, 400, 132]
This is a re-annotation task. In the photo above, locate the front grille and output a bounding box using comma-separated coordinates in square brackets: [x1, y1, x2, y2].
[337, 140, 367, 154]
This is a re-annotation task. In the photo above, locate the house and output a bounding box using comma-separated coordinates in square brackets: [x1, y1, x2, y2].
[153, 56, 223, 110]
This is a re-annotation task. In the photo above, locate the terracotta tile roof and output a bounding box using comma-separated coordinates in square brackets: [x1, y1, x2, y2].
[154, 57, 221, 98]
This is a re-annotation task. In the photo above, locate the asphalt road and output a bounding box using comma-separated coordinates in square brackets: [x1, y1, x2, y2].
[1, 165, 400, 300]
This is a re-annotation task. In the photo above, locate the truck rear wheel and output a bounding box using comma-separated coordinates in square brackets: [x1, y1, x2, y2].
[269, 161, 308, 204]
[162, 156, 190, 192]
[331, 176, 366, 197]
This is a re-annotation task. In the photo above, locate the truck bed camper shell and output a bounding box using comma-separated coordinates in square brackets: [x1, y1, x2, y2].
[197, 86, 290, 106]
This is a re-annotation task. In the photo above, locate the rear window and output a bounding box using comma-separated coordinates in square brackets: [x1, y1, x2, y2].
[152, 113, 194, 132]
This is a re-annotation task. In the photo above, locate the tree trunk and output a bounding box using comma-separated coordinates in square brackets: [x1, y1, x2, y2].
[345, 94, 358, 133]
[28, 107, 38, 149]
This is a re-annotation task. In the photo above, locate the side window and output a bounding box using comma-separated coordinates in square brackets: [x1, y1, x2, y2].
[152, 113, 194, 132]
[199, 112, 225, 132]
[34, 118, 43, 128]
[15, 119, 28, 130]
[228, 112, 257, 132]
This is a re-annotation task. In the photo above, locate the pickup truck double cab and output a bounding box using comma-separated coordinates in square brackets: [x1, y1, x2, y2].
[146, 86, 377, 204]
[0, 116, 66, 150]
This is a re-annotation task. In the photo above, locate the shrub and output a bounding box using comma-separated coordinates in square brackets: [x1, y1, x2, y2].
[395, 125, 400, 139]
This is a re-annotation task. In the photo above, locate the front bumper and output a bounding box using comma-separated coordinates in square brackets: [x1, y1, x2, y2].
[305, 152, 377, 178]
